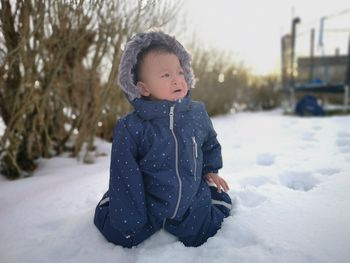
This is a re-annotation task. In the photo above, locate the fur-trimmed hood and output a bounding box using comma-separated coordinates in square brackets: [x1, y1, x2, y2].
[118, 31, 195, 101]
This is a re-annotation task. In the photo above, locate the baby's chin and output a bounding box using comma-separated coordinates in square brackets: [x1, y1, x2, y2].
[149, 94, 186, 101]
[171, 94, 186, 101]
[151, 89, 188, 101]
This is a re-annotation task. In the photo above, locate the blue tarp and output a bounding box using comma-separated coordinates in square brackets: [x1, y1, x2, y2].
[295, 95, 325, 116]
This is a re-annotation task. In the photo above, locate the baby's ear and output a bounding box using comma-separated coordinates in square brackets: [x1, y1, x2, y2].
[137, 81, 151, 97]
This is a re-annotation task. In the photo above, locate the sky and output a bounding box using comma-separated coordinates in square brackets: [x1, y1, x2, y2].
[180, 0, 350, 75]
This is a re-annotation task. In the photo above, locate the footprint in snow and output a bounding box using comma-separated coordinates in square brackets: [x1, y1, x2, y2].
[301, 131, 318, 142]
[339, 147, 350, 154]
[236, 190, 267, 208]
[279, 171, 319, 192]
[316, 168, 340, 177]
[337, 131, 350, 138]
[312, 125, 322, 131]
[239, 176, 274, 188]
[256, 153, 275, 166]
[336, 138, 350, 153]
[336, 139, 350, 147]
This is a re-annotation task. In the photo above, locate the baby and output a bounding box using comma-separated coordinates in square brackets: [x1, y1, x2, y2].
[94, 31, 232, 248]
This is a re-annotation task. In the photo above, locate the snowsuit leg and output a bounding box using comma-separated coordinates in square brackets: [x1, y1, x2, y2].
[94, 193, 162, 248]
[164, 180, 232, 247]
[208, 183, 232, 217]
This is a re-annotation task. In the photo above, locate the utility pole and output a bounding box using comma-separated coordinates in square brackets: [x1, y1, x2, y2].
[290, 17, 301, 88]
[309, 28, 315, 82]
[346, 35, 350, 86]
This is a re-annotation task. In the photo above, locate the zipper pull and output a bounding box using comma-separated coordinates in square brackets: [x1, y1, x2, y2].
[169, 106, 174, 130]
[192, 136, 198, 158]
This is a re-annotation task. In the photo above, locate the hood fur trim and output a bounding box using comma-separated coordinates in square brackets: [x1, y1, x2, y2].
[118, 31, 195, 101]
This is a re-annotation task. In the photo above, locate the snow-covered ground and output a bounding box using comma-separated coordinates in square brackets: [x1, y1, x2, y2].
[1, 110, 350, 263]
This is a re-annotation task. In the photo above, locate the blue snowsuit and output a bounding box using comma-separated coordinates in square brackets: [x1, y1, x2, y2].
[94, 31, 232, 247]
[94, 95, 232, 247]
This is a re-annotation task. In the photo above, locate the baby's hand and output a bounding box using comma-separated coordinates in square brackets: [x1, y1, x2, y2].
[204, 173, 229, 193]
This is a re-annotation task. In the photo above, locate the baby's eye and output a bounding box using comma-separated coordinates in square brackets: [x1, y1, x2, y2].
[161, 73, 170, 78]
[178, 71, 184, 75]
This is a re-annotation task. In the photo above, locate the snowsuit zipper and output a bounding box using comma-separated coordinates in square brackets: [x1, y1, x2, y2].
[169, 105, 182, 219]
[192, 136, 198, 181]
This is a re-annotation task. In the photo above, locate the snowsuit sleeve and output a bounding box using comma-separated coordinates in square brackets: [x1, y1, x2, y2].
[108, 118, 147, 238]
[201, 108, 223, 175]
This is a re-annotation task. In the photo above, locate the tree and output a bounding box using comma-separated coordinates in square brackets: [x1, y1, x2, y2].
[0, 0, 181, 179]
[190, 45, 250, 116]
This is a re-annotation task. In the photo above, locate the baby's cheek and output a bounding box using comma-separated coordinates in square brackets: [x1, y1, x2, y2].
[183, 81, 188, 90]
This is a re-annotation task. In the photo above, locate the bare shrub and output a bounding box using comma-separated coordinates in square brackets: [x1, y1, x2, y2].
[0, 0, 180, 179]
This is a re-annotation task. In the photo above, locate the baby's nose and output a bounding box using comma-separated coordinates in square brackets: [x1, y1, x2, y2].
[172, 74, 181, 84]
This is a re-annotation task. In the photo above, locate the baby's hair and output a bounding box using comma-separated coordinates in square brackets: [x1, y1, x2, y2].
[132, 43, 176, 84]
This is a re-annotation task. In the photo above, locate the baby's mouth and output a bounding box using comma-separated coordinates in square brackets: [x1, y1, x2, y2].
[173, 89, 182, 93]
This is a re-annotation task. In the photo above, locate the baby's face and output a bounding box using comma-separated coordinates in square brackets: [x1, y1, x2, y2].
[136, 52, 188, 101]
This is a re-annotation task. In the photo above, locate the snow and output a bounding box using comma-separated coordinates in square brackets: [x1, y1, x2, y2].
[1, 109, 350, 263]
